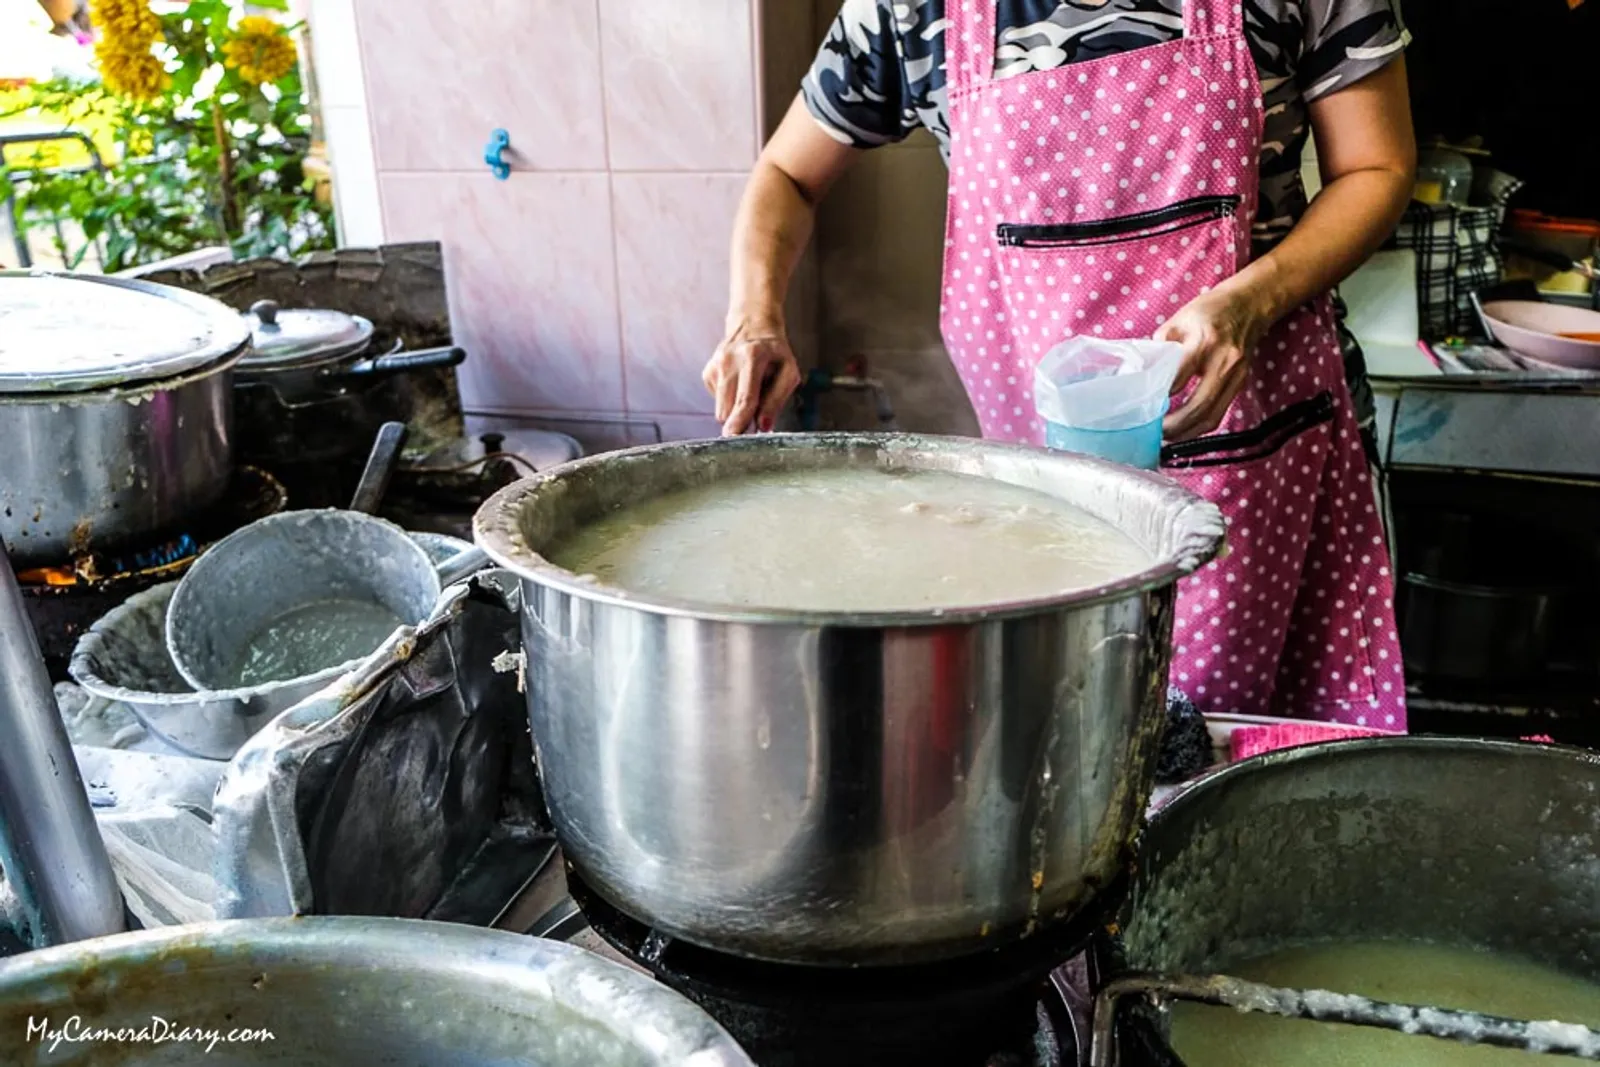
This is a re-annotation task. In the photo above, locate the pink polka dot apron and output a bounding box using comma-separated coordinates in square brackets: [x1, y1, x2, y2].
[938, 0, 1407, 728]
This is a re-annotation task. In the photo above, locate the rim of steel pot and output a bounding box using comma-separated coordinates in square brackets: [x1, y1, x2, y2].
[1144, 734, 1600, 818]
[0, 916, 757, 1067]
[1098, 736, 1600, 1065]
[0, 269, 251, 394]
[474, 432, 1227, 628]
[239, 297, 376, 374]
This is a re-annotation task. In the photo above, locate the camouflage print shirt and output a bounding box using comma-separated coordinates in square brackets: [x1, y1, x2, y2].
[804, 0, 1408, 257]
[802, 0, 1407, 435]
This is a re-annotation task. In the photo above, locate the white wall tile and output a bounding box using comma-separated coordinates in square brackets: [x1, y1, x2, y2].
[322, 105, 384, 246]
[308, 0, 366, 110]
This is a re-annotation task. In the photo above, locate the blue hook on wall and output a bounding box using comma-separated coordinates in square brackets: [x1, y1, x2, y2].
[484, 129, 511, 180]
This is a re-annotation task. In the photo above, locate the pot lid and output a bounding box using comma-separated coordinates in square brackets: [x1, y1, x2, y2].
[0, 271, 252, 394]
[411, 430, 584, 475]
[240, 298, 374, 371]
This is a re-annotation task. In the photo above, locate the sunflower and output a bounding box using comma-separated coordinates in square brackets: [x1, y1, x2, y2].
[89, 0, 168, 101]
[96, 45, 169, 100]
[221, 15, 297, 87]
[90, 0, 161, 45]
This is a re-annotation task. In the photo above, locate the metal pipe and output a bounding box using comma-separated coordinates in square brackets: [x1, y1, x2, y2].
[0, 548, 125, 946]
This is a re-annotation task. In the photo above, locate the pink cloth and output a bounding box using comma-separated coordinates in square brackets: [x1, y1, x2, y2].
[937, 0, 1406, 729]
[1229, 722, 1396, 763]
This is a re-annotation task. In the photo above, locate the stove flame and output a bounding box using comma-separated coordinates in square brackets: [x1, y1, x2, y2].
[118, 534, 198, 574]
[18, 566, 78, 587]
[18, 533, 200, 589]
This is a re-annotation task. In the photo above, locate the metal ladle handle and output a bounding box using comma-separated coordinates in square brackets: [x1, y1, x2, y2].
[349, 421, 409, 515]
[1088, 971, 1600, 1066]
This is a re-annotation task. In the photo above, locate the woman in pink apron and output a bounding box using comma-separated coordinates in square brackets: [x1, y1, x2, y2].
[704, 0, 1414, 729]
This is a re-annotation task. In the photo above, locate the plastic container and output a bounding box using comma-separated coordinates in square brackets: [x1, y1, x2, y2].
[1414, 147, 1473, 207]
[1044, 412, 1167, 469]
[1034, 337, 1184, 470]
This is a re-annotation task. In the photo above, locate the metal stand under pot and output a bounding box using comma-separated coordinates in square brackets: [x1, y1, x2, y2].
[556, 866, 1100, 1067]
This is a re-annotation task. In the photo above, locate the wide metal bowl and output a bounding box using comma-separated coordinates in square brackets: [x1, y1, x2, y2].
[475, 433, 1224, 966]
[0, 917, 754, 1065]
[68, 533, 476, 761]
[1100, 738, 1600, 1063]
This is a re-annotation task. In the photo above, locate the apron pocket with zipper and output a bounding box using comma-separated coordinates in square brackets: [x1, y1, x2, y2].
[1161, 390, 1335, 469]
[993, 195, 1243, 361]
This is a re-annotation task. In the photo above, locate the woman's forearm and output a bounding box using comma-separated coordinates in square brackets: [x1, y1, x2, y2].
[708, 97, 860, 434]
[1231, 165, 1413, 325]
[727, 159, 817, 333]
[1224, 58, 1417, 327]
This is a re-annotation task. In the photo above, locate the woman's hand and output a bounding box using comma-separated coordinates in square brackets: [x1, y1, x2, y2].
[702, 318, 802, 436]
[1154, 60, 1414, 444]
[1157, 61, 1416, 444]
[706, 96, 859, 436]
[1158, 283, 1272, 442]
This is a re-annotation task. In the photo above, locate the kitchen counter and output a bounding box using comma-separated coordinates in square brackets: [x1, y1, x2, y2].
[1371, 368, 1600, 479]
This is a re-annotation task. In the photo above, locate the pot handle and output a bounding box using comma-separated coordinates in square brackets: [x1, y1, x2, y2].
[328, 346, 467, 381]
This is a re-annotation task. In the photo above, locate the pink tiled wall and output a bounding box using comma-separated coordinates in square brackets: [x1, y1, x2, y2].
[334, 0, 976, 449]
[351, 0, 761, 447]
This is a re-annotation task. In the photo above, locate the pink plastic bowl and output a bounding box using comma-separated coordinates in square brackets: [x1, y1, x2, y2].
[1481, 300, 1600, 370]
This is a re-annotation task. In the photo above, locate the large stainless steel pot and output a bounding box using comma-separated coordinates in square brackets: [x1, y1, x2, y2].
[1098, 738, 1600, 1064]
[0, 271, 247, 566]
[0, 917, 756, 1065]
[475, 433, 1225, 966]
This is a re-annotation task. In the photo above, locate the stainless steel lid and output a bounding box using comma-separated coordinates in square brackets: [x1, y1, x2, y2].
[0, 271, 252, 394]
[240, 298, 374, 372]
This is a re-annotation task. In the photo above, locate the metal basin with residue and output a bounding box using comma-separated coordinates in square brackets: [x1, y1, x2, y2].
[1099, 738, 1600, 1063]
[0, 917, 754, 1065]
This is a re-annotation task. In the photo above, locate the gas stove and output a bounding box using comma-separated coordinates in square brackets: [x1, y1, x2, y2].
[501, 853, 1099, 1067]
[18, 466, 287, 678]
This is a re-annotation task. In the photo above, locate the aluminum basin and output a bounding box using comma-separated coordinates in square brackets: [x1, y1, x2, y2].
[0, 917, 753, 1065]
[1102, 738, 1600, 1062]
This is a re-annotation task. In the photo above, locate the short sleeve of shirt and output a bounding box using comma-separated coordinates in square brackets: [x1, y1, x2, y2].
[1298, 0, 1410, 103]
[802, 0, 917, 148]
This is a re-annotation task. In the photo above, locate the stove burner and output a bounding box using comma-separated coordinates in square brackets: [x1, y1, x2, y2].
[115, 533, 199, 575]
[566, 869, 1112, 1067]
[19, 466, 287, 678]
[17, 466, 286, 591]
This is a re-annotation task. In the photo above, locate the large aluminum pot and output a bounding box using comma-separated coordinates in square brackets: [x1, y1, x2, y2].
[1098, 738, 1600, 1064]
[0, 916, 755, 1065]
[475, 433, 1225, 966]
[0, 271, 247, 566]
